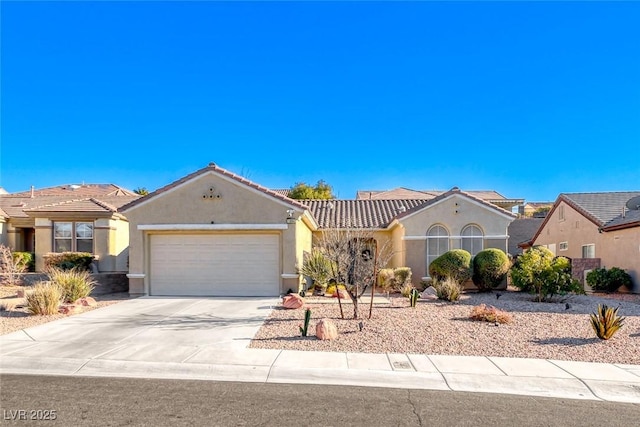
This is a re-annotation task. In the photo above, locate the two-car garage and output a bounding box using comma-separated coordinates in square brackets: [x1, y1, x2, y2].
[148, 234, 280, 297]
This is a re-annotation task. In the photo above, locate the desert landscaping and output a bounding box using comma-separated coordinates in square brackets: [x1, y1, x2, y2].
[249, 289, 640, 365]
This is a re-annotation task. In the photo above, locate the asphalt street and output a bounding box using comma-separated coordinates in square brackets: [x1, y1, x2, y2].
[1, 374, 639, 427]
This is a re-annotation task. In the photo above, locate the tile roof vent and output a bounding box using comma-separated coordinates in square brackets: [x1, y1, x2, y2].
[70, 184, 81, 190]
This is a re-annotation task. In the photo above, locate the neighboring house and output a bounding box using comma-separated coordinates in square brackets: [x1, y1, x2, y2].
[507, 217, 545, 256]
[518, 202, 553, 218]
[122, 163, 517, 297]
[0, 184, 140, 272]
[356, 188, 524, 213]
[522, 192, 640, 292]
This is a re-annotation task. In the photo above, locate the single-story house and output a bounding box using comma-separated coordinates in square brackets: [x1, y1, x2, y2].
[122, 163, 517, 297]
[355, 188, 524, 213]
[0, 184, 140, 272]
[521, 191, 640, 292]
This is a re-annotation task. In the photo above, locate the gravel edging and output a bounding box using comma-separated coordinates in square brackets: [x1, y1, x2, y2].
[249, 291, 640, 365]
[0, 286, 135, 336]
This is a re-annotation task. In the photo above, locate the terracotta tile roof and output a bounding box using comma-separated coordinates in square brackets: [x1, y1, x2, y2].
[0, 193, 139, 218]
[10, 184, 138, 197]
[302, 199, 429, 228]
[120, 163, 310, 212]
[24, 196, 138, 215]
[356, 188, 520, 202]
[303, 188, 516, 229]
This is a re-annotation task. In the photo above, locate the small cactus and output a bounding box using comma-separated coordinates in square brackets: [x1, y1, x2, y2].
[409, 288, 419, 308]
[299, 308, 312, 336]
[590, 304, 625, 340]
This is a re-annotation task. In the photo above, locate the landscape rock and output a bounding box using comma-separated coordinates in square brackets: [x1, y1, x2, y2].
[316, 318, 338, 340]
[59, 304, 83, 315]
[282, 293, 305, 309]
[421, 286, 438, 300]
[74, 297, 98, 307]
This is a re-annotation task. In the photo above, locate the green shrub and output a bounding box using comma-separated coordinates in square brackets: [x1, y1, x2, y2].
[25, 282, 63, 315]
[44, 252, 94, 271]
[586, 267, 632, 293]
[590, 304, 625, 340]
[12, 252, 35, 272]
[325, 283, 346, 296]
[47, 267, 96, 303]
[429, 249, 472, 283]
[510, 246, 584, 302]
[433, 276, 463, 302]
[472, 248, 510, 292]
[393, 267, 412, 290]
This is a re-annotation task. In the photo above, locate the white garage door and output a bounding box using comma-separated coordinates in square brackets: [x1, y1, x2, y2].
[149, 234, 280, 296]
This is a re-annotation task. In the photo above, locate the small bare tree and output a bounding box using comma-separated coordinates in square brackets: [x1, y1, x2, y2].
[314, 222, 394, 319]
[0, 244, 26, 286]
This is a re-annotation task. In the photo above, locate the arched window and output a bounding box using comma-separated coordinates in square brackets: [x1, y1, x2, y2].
[461, 224, 483, 256]
[426, 225, 449, 273]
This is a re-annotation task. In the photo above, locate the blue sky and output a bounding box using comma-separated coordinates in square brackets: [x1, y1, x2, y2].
[1, 1, 639, 202]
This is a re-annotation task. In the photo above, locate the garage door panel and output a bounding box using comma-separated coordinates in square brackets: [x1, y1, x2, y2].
[150, 234, 280, 296]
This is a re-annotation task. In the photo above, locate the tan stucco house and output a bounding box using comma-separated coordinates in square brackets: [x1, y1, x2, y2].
[122, 163, 517, 297]
[0, 184, 139, 272]
[523, 192, 640, 292]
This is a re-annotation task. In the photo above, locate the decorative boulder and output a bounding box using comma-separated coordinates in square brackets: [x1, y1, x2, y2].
[421, 286, 438, 300]
[74, 297, 98, 307]
[282, 293, 305, 309]
[59, 304, 82, 315]
[316, 318, 338, 340]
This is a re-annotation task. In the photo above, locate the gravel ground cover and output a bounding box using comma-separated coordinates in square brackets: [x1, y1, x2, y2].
[0, 285, 135, 335]
[3, 283, 639, 365]
[249, 290, 640, 365]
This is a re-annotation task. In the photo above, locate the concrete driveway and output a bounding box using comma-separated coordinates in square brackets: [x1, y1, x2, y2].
[0, 297, 280, 364]
[2, 296, 640, 403]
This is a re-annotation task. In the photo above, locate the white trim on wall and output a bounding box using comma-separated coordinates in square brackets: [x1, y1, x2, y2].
[138, 224, 288, 231]
[281, 274, 299, 279]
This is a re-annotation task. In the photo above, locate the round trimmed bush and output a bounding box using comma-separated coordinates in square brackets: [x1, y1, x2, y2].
[472, 248, 510, 292]
[428, 249, 472, 283]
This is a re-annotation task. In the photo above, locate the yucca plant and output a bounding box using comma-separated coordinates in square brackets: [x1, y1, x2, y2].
[25, 282, 64, 315]
[590, 304, 625, 340]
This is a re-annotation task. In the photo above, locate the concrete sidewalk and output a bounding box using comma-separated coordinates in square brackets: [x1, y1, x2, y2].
[1, 297, 640, 404]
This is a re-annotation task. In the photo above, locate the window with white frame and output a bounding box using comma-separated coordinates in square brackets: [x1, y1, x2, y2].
[559, 242, 568, 251]
[461, 224, 483, 256]
[53, 221, 94, 253]
[426, 225, 450, 272]
[582, 244, 595, 258]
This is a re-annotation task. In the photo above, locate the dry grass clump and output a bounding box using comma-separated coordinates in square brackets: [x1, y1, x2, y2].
[469, 303, 513, 324]
[47, 267, 96, 303]
[25, 282, 63, 315]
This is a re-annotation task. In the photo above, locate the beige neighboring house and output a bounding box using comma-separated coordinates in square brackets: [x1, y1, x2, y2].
[518, 201, 553, 218]
[0, 184, 140, 272]
[122, 163, 517, 297]
[356, 188, 524, 213]
[523, 191, 640, 292]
